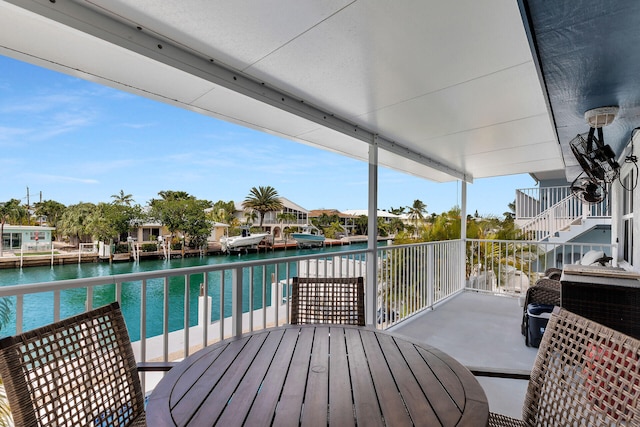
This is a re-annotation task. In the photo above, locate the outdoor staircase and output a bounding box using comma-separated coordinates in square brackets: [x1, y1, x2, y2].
[516, 186, 611, 243]
[546, 217, 611, 243]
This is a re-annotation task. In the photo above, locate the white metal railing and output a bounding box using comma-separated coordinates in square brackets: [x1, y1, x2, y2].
[466, 239, 615, 295]
[376, 240, 465, 328]
[0, 238, 616, 391]
[515, 186, 610, 222]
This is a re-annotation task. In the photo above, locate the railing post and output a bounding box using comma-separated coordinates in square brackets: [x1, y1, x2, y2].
[427, 244, 435, 308]
[232, 267, 243, 337]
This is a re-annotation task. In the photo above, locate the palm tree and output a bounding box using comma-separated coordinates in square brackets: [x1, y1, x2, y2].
[0, 199, 24, 257]
[111, 190, 134, 206]
[277, 212, 297, 249]
[407, 199, 427, 237]
[244, 210, 257, 226]
[242, 186, 284, 230]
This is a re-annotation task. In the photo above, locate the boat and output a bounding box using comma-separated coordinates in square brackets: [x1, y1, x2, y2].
[292, 226, 326, 248]
[220, 231, 269, 253]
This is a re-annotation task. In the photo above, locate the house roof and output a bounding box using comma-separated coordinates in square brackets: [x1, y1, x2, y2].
[1, 1, 636, 186]
[342, 210, 401, 219]
[308, 209, 355, 219]
[233, 197, 308, 213]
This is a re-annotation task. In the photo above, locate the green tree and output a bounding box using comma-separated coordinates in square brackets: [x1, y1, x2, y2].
[242, 186, 283, 230]
[387, 217, 405, 236]
[209, 200, 237, 226]
[58, 202, 97, 246]
[148, 191, 212, 248]
[354, 215, 368, 235]
[407, 199, 427, 236]
[277, 212, 297, 248]
[111, 189, 134, 206]
[0, 199, 24, 256]
[388, 206, 406, 216]
[244, 210, 257, 226]
[85, 202, 144, 243]
[323, 221, 345, 239]
[34, 199, 66, 235]
[503, 200, 516, 222]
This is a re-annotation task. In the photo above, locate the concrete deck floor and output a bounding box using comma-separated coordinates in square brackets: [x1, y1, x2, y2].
[389, 291, 539, 420]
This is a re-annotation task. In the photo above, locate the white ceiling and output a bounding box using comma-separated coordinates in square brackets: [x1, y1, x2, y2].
[0, 0, 564, 183]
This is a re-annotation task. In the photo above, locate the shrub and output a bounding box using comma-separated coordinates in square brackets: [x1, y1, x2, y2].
[141, 243, 157, 252]
[114, 243, 129, 254]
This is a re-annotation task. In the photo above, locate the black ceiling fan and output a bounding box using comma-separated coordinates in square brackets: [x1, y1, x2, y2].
[570, 175, 607, 204]
[569, 126, 620, 184]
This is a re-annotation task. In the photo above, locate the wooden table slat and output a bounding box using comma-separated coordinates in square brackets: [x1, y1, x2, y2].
[301, 326, 330, 426]
[426, 347, 489, 404]
[271, 327, 315, 427]
[394, 337, 462, 426]
[329, 327, 356, 427]
[376, 332, 442, 424]
[183, 332, 269, 426]
[416, 346, 466, 408]
[344, 328, 385, 427]
[359, 329, 413, 427]
[216, 329, 286, 426]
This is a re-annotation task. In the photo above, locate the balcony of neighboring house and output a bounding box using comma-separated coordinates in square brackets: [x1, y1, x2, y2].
[515, 185, 612, 253]
[0, 238, 614, 418]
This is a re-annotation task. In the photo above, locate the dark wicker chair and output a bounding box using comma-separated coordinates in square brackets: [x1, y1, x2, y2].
[542, 267, 562, 280]
[0, 302, 169, 426]
[479, 307, 640, 426]
[290, 276, 365, 326]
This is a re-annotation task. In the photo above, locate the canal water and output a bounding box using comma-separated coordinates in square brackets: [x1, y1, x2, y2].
[0, 243, 370, 340]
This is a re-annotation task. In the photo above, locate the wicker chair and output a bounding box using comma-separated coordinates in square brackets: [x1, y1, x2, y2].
[542, 267, 562, 281]
[0, 302, 168, 427]
[290, 276, 365, 325]
[481, 307, 640, 426]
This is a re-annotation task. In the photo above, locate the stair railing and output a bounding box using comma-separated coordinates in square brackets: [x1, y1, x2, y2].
[520, 193, 583, 241]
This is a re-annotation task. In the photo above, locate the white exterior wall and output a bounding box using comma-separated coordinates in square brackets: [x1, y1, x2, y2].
[611, 131, 640, 271]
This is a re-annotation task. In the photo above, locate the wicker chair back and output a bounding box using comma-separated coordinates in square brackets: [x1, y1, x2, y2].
[0, 302, 146, 426]
[523, 308, 640, 425]
[290, 276, 365, 326]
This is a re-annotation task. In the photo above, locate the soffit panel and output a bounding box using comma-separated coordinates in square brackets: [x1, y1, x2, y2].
[0, 0, 564, 182]
[82, 0, 353, 72]
[245, 0, 535, 120]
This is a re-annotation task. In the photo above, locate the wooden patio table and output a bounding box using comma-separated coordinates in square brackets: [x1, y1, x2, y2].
[146, 325, 489, 426]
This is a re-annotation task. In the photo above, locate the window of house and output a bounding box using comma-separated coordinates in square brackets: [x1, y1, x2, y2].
[143, 228, 160, 241]
[622, 169, 634, 265]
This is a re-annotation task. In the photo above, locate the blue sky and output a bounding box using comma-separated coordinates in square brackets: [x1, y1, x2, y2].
[0, 55, 536, 217]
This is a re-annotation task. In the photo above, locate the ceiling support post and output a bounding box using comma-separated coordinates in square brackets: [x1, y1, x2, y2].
[366, 136, 379, 326]
[460, 180, 468, 291]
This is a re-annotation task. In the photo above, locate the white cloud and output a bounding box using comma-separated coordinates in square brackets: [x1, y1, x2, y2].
[23, 174, 99, 184]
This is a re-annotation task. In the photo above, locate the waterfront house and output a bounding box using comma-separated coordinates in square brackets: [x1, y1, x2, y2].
[232, 197, 309, 238]
[1, 224, 55, 254]
[130, 222, 170, 245]
[308, 209, 357, 236]
[1, 0, 640, 419]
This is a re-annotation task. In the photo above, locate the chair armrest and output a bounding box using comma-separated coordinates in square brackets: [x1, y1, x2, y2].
[137, 361, 178, 372]
[467, 366, 530, 380]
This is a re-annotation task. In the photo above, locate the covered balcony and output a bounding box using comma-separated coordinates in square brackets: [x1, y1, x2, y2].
[0, 238, 615, 418]
[1, 0, 640, 424]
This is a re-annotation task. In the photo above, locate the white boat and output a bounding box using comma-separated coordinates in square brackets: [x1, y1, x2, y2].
[292, 226, 326, 248]
[220, 232, 269, 253]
